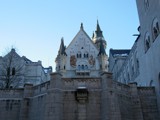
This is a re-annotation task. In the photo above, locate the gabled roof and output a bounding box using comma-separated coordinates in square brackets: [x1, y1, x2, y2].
[66, 23, 98, 52]
[4, 48, 21, 59]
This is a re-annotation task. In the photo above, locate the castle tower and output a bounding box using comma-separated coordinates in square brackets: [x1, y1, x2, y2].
[92, 20, 107, 50]
[98, 40, 108, 71]
[92, 20, 108, 71]
[55, 37, 67, 72]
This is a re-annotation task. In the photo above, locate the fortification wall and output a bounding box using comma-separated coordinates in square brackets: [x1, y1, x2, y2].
[0, 89, 24, 120]
[138, 87, 159, 120]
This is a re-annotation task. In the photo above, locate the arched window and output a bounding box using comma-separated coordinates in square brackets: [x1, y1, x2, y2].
[83, 52, 89, 58]
[77, 52, 81, 58]
[144, 32, 151, 52]
[82, 65, 84, 70]
[78, 65, 81, 70]
[149, 80, 155, 87]
[152, 18, 160, 41]
[85, 65, 88, 70]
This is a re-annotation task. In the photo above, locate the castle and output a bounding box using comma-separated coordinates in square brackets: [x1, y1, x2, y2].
[0, 0, 160, 120]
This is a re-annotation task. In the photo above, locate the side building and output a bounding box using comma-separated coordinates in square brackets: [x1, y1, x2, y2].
[109, 0, 160, 114]
[0, 48, 52, 88]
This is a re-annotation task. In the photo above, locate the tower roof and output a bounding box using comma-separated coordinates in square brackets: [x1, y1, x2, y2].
[58, 37, 67, 55]
[95, 20, 103, 38]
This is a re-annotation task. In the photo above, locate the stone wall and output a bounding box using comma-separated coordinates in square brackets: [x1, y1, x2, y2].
[138, 87, 159, 120]
[0, 72, 159, 120]
[0, 89, 23, 120]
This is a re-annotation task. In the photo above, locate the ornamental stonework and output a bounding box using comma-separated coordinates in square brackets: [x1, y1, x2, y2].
[70, 55, 76, 67]
[88, 55, 95, 65]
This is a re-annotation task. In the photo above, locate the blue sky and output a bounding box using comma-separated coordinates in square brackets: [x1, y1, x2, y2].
[0, 0, 139, 71]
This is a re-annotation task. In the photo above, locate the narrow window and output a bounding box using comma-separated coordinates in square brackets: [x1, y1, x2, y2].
[144, 32, 150, 52]
[7, 67, 10, 76]
[152, 18, 160, 41]
[78, 65, 81, 70]
[146, 39, 150, 51]
[12, 67, 15, 75]
[86, 54, 88, 58]
[153, 27, 158, 38]
[85, 65, 88, 70]
[82, 65, 84, 70]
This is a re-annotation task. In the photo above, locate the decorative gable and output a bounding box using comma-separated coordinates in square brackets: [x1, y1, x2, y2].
[65, 25, 99, 72]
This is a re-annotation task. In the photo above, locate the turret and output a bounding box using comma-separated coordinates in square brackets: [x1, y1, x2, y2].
[55, 38, 67, 72]
[98, 40, 108, 71]
[92, 20, 108, 72]
[92, 20, 107, 50]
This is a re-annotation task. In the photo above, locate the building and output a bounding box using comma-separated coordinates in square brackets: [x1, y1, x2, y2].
[0, 48, 52, 88]
[55, 22, 108, 78]
[0, 0, 160, 119]
[0, 22, 159, 120]
[109, 0, 160, 113]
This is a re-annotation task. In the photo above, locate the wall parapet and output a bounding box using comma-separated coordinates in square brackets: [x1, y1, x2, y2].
[137, 87, 155, 96]
[111, 80, 130, 94]
[0, 89, 24, 99]
[33, 81, 50, 96]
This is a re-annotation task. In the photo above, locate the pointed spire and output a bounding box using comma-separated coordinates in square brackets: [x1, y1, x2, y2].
[96, 20, 101, 31]
[95, 20, 103, 38]
[80, 23, 84, 30]
[98, 40, 106, 56]
[58, 37, 67, 55]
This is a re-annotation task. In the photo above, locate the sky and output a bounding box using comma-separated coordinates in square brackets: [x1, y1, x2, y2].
[0, 0, 139, 71]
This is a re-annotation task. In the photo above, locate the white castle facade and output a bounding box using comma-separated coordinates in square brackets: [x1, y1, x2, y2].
[55, 22, 108, 78]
